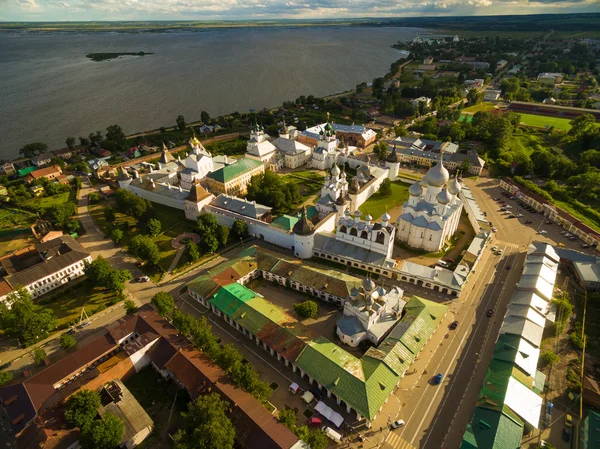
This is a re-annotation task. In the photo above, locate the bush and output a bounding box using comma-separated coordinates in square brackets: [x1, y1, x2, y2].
[32, 348, 47, 365]
[88, 192, 101, 204]
[0, 371, 13, 386]
[294, 300, 319, 319]
[60, 333, 77, 350]
[124, 299, 137, 314]
[570, 331, 584, 349]
[542, 351, 560, 366]
[92, 304, 106, 314]
[278, 408, 296, 430]
[65, 389, 102, 430]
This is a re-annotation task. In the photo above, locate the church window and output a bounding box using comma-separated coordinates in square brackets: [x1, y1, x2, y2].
[340, 225, 347, 233]
[361, 231, 368, 239]
[350, 228, 358, 236]
[376, 232, 385, 244]
[429, 235, 432, 241]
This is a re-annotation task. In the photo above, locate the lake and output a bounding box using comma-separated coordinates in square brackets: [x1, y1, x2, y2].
[0, 26, 420, 158]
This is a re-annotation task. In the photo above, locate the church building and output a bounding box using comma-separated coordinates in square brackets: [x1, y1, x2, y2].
[395, 157, 463, 252]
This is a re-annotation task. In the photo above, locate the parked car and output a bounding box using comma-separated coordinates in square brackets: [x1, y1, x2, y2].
[449, 321, 459, 330]
[538, 230, 548, 234]
[562, 428, 571, 442]
[487, 309, 494, 317]
[437, 260, 449, 268]
[582, 244, 590, 248]
[565, 414, 573, 428]
[492, 246, 498, 252]
[558, 243, 565, 247]
[506, 265, 511, 270]
[491, 227, 497, 233]
[525, 220, 533, 224]
[137, 276, 150, 282]
[508, 214, 516, 218]
[391, 420, 405, 429]
[307, 417, 322, 427]
[497, 249, 503, 255]
[432, 373, 443, 385]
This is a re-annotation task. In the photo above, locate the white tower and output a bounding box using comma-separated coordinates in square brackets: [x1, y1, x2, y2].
[293, 206, 315, 259]
[117, 167, 132, 189]
[386, 144, 400, 180]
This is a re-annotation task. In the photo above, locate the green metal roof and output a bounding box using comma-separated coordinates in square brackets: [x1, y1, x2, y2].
[581, 410, 600, 449]
[206, 157, 263, 183]
[386, 296, 448, 355]
[18, 166, 36, 177]
[461, 407, 523, 449]
[210, 283, 256, 317]
[270, 215, 299, 232]
[363, 337, 415, 377]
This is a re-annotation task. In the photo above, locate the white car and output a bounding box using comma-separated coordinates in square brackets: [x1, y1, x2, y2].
[391, 419, 405, 429]
[539, 230, 548, 235]
[437, 260, 449, 268]
[492, 246, 498, 252]
[491, 227, 497, 233]
[497, 249, 503, 255]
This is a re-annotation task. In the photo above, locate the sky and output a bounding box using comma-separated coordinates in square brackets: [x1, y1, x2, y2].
[1, 0, 599, 21]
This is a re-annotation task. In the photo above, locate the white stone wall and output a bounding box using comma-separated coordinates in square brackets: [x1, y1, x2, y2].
[127, 184, 185, 210]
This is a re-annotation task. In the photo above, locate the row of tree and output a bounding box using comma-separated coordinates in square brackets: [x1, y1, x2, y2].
[246, 171, 301, 214]
[151, 292, 271, 402]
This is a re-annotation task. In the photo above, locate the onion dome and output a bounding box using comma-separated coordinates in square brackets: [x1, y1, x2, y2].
[293, 207, 315, 235]
[331, 164, 340, 177]
[335, 192, 346, 206]
[420, 176, 429, 187]
[340, 166, 347, 179]
[448, 176, 462, 195]
[344, 208, 351, 217]
[350, 287, 359, 297]
[354, 209, 362, 219]
[437, 188, 452, 205]
[363, 277, 375, 292]
[425, 162, 449, 187]
[409, 180, 423, 197]
[382, 211, 391, 222]
[349, 177, 360, 194]
[365, 214, 373, 223]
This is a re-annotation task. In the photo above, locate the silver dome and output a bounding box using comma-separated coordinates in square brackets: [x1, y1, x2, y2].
[382, 212, 391, 222]
[363, 278, 376, 292]
[409, 181, 423, 196]
[448, 177, 462, 195]
[365, 214, 373, 222]
[425, 162, 450, 187]
[331, 164, 340, 177]
[437, 188, 452, 205]
[354, 209, 362, 218]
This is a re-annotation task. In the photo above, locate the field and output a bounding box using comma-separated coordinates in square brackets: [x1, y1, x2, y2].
[359, 181, 410, 219]
[39, 280, 117, 329]
[280, 170, 325, 199]
[518, 113, 574, 131]
[21, 191, 72, 214]
[461, 102, 498, 114]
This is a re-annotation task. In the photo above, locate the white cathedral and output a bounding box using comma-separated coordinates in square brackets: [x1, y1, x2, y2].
[395, 158, 463, 252]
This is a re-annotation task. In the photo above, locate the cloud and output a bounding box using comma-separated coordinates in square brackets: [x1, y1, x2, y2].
[3, 0, 599, 20]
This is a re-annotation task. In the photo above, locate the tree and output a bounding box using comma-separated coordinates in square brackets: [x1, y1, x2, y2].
[84, 257, 112, 287]
[60, 333, 77, 350]
[66, 136, 76, 148]
[231, 220, 249, 241]
[65, 390, 102, 429]
[0, 371, 13, 386]
[201, 111, 211, 124]
[176, 114, 186, 131]
[278, 408, 296, 429]
[49, 202, 76, 228]
[379, 178, 392, 197]
[294, 300, 318, 319]
[129, 235, 160, 265]
[88, 131, 103, 147]
[107, 270, 132, 294]
[174, 393, 235, 449]
[308, 430, 329, 449]
[124, 299, 137, 314]
[114, 189, 151, 218]
[152, 291, 175, 317]
[186, 241, 200, 262]
[32, 348, 47, 364]
[216, 344, 243, 372]
[199, 234, 219, 255]
[79, 136, 90, 147]
[394, 101, 415, 118]
[216, 225, 229, 247]
[394, 126, 408, 137]
[197, 213, 219, 235]
[373, 142, 388, 161]
[104, 208, 116, 224]
[19, 142, 48, 158]
[111, 229, 123, 246]
[246, 171, 299, 213]
[66, 219, 82, 235]
[80, 412, 124, 449]
[146, 218, 162, 237]
[0, 289, 56, 346]
[105, 125, 125, 145]
[88, 192, 101, 204]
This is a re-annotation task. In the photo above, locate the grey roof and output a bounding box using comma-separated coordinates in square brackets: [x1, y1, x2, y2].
[528, 241, 560, 263]
[500, 315, 544, 347]
[1, 235, 90, 290]
[525, 255, 559, 271]
[131, 179, 189, 200]
[510, 290, 552, 318]
[336, 315, 366, 338]
[211, 194, 271, 219]
[517, 276, 554, 301]
[466, 236, 486, 257]
[412, 215, 429, 228]
[555, 248, 599, 263]
[460, 185, 488, 224]
[32, 152, 54, 163]
[521, 263, 557, 286]
[427, 221, 442, 231]
[506, 303, 547, 328]
[573, 261, 600, 283]
[314, 233, 395, 268]
[272, 137, 311, 155]
[398, 261, 466, 289]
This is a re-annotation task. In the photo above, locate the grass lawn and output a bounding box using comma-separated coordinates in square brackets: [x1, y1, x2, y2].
[0, 233, 33, 258]
[280, 170, 325, 198]
[458, 115, 473, 123]
[38, 280, 117, 329]
[0, 206, 38, 231]
[359, 181, 410, 219]
[21, 191, 71, 214]
[552, 198, 600, 233]
[462, 102, 498, 114]
[502, 131, 552, 159]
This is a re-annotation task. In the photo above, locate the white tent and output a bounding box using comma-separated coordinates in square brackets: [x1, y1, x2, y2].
[314, 401, 344, 428]
[289, 382, 300, 394]
[301, 391, 314, 404]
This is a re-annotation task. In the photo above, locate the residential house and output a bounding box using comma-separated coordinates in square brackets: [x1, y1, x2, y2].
[52, 148, 74, 160]
[31, 152, 54, 167]
[24, 165, 63, 184]
[0, 161, 16, 176]
[29, 185, 44, 197]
